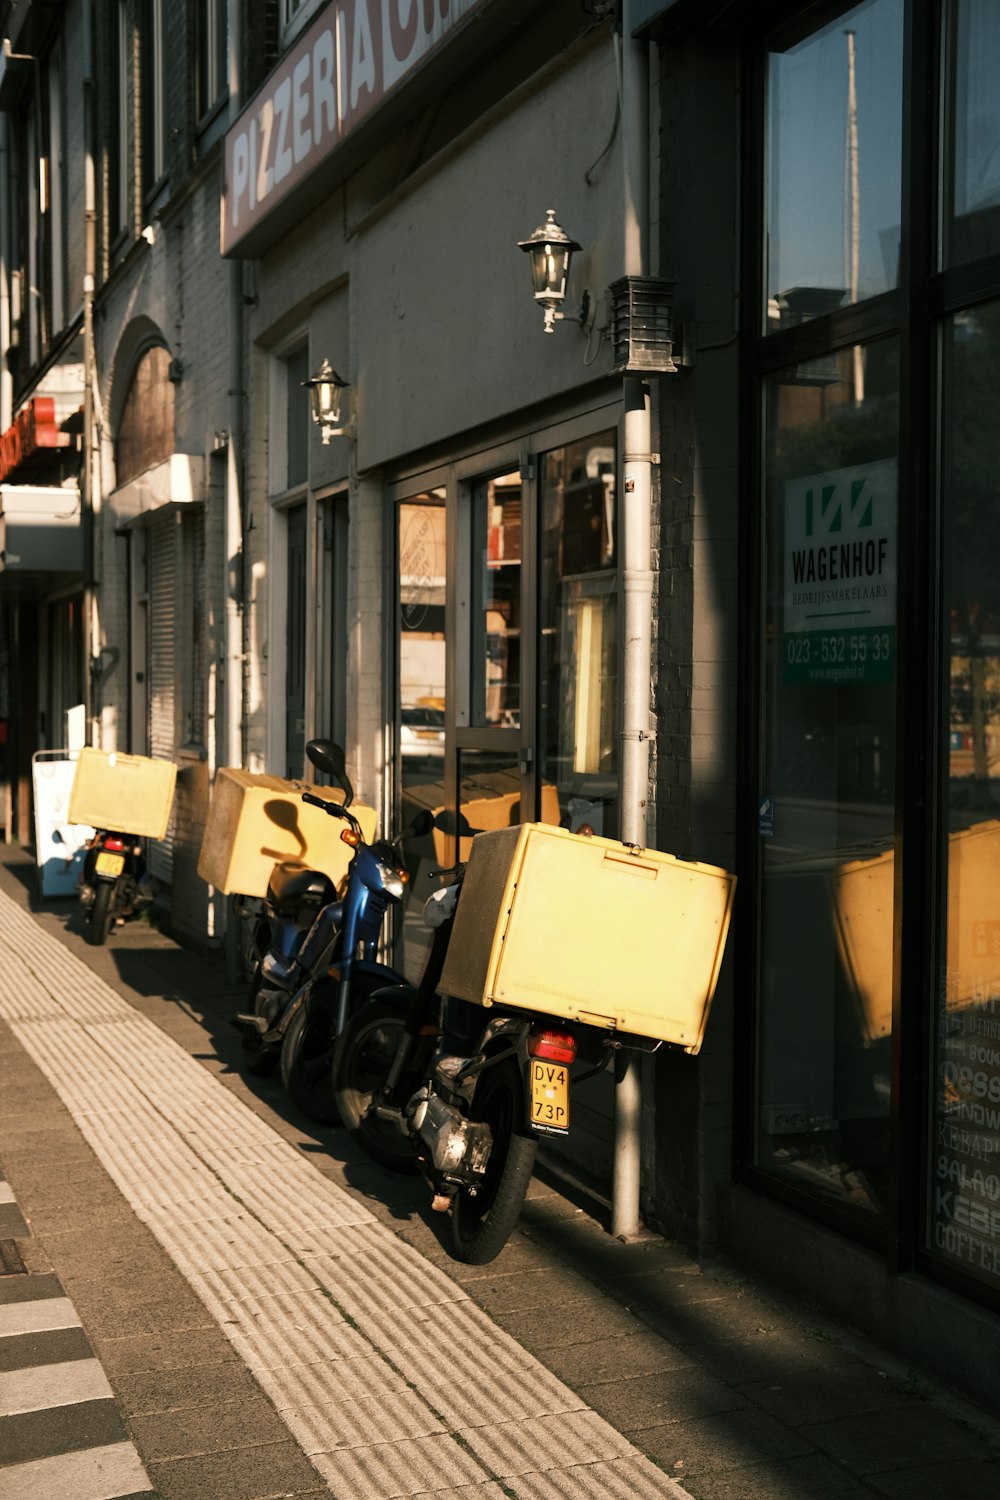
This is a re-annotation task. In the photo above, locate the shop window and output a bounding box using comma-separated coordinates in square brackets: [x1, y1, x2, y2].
[944, 0, 1000, 266]
[765, 0, 903, 333]
[930, 300, 1000, 1288]
[539, 431, 619, 838]
[398, 495, 447, 781]
[756, 337, 899, 1220]
[396, 490, 447, 981]
[471, 472, 522, 730]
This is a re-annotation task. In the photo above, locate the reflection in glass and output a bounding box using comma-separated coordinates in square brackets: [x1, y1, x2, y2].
[757, 339, 899, 1218]
[929, 303, 1000, 1289]
[539, 432, 619, 837]
[765, 0, 902, 330]
[457, 748, 524, 858]
[397, 492, 447, 982]
[946, 0, 1000, 266]
[472, 472, 521, 728]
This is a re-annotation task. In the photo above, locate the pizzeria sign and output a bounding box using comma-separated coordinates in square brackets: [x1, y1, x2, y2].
[223, 0, 486, 256]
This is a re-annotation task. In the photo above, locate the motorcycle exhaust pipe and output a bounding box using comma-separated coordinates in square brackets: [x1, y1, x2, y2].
[411, 1089, 491, 1179]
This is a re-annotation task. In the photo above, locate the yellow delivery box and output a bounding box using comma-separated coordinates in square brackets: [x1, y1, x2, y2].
[67, 748, 177, 840]
[197, 767, 378, 897]
[438, 822, 736, 1051]
[832, 818, 1000, 1044]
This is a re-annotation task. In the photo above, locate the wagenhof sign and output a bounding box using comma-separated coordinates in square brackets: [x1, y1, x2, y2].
[222, 0, 485, 255]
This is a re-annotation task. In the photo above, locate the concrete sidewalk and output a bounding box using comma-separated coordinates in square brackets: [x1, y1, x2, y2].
[1, 844, 999, 1500]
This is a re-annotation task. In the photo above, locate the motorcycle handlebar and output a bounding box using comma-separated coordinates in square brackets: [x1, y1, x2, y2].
[301, 790, 363, 843]
[300, 790, 345, 816]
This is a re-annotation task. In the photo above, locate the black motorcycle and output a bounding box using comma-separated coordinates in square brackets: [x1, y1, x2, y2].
[79, 830, 152, 946]
[333, 826, 615, 1263]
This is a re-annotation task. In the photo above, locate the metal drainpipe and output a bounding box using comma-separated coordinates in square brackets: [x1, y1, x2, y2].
[82, 0, 97, 744]
[225, 0, 244, 776]
[613, 0, 653, 1241]
[222, 0, 246, 973]
[0, 115, 12, 430]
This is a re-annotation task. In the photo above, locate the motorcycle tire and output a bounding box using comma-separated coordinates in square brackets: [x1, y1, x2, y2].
[280, 987, 340, 1124]
[281, 971, 384, 1125]
[240, 962, 280, 1077]
[450, 1056, 537, 1265]
[88, 881, 116, 947]
[334, 995, 424, 1173]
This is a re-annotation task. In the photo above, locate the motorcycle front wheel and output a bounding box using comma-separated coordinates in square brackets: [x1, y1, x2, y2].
[87, 881, 116, 947]
[281, 971, 386, 1124]
[450, 1056, 537, 1265]
[334, 995, 424, 1173]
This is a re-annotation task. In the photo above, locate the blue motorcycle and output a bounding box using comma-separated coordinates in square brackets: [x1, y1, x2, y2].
[235, 739, 430, 1122]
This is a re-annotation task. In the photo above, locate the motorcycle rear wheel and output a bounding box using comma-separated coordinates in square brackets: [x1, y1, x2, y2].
[450, 1056, 537, 1265]
[87, 881, 116, 947]
[334, 995, 424, 1173]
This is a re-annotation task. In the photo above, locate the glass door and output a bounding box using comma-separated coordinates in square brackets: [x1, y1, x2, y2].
[390, 418, 621, 979]
[454, 469, 529, 856]
[395, 490, 448, 981]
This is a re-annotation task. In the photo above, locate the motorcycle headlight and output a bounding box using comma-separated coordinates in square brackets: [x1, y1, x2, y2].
[376, 860, 407, 899]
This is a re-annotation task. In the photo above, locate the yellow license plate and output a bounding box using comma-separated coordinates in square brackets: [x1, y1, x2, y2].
[529, 1059, 570, 1136]
[94, 851, 125, 878]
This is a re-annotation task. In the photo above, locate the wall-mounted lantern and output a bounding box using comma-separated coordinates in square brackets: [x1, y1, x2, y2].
[302, 359, 349, 443]
[517, 209, 589, 335]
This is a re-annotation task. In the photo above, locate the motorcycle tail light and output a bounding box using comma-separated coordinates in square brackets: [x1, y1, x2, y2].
[104, 836, 126, 852]
[341, 828, 360, 847]
[528, 1026, 576, 1065]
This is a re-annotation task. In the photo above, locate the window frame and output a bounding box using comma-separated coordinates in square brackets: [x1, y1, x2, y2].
[737, 0, 1000, 1311]
[196, 0, 229, 132]
[141, 0, 167, 204]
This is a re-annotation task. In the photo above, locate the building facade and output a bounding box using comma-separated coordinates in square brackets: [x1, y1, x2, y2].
[641, 0, 1000, 1409]
[1, 0, 998, 1413]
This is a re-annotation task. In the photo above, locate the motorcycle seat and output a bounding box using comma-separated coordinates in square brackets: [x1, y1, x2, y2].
[267, 863, 336, 912]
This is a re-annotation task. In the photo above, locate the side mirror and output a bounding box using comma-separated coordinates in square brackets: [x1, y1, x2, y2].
[405, 809, 435, 840]
[305, 739, 354, 807]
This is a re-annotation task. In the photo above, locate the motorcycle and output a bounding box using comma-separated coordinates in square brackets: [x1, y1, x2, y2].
[333, 828, 619, 1264]
[234, 739, 352, 1079]
[234, 742, 431, 1123]
[78, 829, 153, 946]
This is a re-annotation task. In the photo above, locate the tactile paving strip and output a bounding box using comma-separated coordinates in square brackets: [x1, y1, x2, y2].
[0, 891, 686, 1498]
